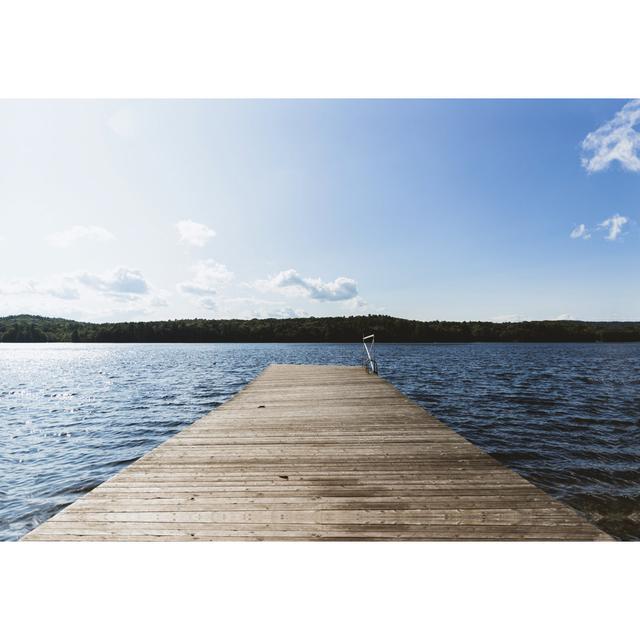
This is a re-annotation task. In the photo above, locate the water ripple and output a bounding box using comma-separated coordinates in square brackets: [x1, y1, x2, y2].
[0, 342, 638, 540]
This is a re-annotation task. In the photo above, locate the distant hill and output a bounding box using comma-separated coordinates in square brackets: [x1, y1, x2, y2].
[1, 314, 639, 343]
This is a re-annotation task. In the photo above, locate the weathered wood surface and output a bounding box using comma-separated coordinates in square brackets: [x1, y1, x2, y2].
[23, 365, 610, 541]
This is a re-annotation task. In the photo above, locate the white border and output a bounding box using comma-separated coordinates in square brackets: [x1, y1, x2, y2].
[0, 0, 639, 98]
[2, 541, 637, 639]
[2, 1, 639, 635]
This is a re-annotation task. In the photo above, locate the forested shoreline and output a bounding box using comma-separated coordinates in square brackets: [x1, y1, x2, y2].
[1, 314, 639, 343]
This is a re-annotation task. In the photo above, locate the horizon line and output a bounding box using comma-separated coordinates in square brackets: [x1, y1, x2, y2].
[1, 313, 639, 325]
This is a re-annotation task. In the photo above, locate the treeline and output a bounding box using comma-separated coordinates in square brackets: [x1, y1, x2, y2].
[1, 314, 640, 343]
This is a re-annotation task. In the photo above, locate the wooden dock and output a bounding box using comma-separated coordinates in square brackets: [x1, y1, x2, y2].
[23, 365, 610, 541]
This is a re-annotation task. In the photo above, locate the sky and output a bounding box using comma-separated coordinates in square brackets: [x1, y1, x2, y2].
[0, 99, 638, 323]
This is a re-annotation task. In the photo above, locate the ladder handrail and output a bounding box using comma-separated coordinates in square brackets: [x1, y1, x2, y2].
[362, 333, 378, 375]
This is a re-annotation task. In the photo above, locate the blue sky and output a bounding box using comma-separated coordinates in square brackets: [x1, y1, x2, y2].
[0, 99, 638, 322]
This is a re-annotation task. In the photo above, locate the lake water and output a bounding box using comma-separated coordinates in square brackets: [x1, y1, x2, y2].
[1, 342, 638, 541]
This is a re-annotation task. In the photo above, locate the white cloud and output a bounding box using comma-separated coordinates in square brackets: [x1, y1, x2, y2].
[269, 307, 309, 319]
[0, 276, 79, 300]
[72, 299, 166, 322]
[581, 100, 640, 173]
[149, 296, 169, 308]
[213, 296, 309, 320]
[202, 295, 309, 319]
[45, 283, 80, 300]
[0, 271, 171, 322]
[490, 314, 527, 323]
[569, 224, 591, 240]
[177, 260, 234, 308]
[176, 220, 216, 247]
[0, 279, 37, 296]
[598, 214, 628, 241]
[554, 314, 575, 321]
[200, 298, 218, 310]
[344, 296, 369, 311]
[77, 267, 149, 298]
[47, 225, 115, 249]
[255, 269, 358, 302]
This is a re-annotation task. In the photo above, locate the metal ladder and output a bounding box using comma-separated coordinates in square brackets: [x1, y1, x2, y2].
[362, 333, 378, 375]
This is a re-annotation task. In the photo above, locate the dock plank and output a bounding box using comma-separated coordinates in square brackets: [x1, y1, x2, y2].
[23, 364, 610, 541]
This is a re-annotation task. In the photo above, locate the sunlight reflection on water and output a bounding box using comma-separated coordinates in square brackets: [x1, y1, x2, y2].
[1, 342, 638, 540]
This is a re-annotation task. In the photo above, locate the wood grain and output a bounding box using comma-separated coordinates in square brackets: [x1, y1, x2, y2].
[23, 364, 610, 541]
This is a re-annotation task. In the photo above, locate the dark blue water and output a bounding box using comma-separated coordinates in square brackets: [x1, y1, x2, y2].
[1, 342, 638, 540]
